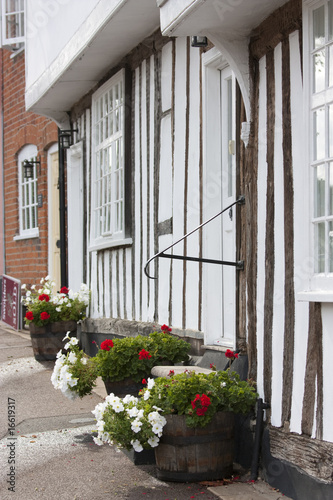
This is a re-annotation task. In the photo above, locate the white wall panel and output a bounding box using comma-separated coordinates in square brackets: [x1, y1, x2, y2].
[171, 37, 187, 328]
[185, 47, 200, 330]
[271, 42, 284, 428]
[256, 55, 267, 400]
[289, 30, 309, 435]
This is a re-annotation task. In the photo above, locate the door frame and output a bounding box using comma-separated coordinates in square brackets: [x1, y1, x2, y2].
[202, 47, 237, 348]
[47, 143, 60, 290]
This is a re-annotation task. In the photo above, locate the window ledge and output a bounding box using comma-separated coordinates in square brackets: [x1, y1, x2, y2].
[297, 290, 333, 302]
[14, 229, 39, 241]
[89, 237, 133, 252]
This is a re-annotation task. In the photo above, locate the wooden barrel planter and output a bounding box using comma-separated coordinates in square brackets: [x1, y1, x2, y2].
[154, 411, 234, 482]
[103, 378, 144, 397]
[29, 320, 77, 361]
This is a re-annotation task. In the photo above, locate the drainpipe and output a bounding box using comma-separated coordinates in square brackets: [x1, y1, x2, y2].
[58, 129, 67, 288]
[250, 398, 270, 481]
[0, 49, 4, 277]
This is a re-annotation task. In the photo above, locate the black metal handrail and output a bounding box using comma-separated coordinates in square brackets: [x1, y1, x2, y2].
[144, 195, 245, 279]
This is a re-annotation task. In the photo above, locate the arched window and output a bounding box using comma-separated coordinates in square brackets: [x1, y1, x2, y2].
[14, 144, 39, 240]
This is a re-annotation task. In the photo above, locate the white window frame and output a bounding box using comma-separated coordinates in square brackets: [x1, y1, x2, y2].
[300, 0, 333, 300]
[1, 0, 25, 47]
[89, 68, 131, 251]
[14, 144, 39, 240]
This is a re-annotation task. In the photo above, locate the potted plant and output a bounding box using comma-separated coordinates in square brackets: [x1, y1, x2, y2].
[92, 325, 191, 395]
[22, 276, 90, 361]
[51, 332, 98, 399]
[92, 357, 258, 481]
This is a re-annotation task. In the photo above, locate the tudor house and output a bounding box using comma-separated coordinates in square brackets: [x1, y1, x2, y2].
[24, 0, 333, 497]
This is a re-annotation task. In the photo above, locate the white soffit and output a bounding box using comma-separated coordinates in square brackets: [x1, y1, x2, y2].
[159, 0, 289, 37]
[25, 0, 160, 123]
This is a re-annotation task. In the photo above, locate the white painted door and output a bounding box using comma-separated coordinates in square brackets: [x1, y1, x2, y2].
[203, 54, 236, 347]
[220, 66, 236, 346]
[48, 147, 61, 291]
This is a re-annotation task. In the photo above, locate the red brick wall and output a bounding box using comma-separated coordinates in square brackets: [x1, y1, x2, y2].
[2, 48, 58, 288]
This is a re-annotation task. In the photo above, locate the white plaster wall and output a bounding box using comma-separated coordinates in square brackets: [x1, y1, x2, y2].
[26, 0, 98, 88]
[256, 55, 267, 401]
[271, 42, 284, 428]
[289, 30, 309, 435]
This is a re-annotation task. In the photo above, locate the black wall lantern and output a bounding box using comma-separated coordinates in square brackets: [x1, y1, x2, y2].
[23, 158, 40, 179]
[191, 36, 208, 47]
[58, 128, 78, 149]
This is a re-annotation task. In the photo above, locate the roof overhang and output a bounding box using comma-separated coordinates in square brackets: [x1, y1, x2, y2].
[157, 0, 289, 122]
[25, 0, 160, 128]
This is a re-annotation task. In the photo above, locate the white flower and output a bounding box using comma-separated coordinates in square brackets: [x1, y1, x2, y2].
[21, 284, 26, 290]
[143, 390, 150, 401]
[62, 332, 71, 341]
[56, 306, 61, 312]
[66, 302, 72, 308]
[123, 395, 138, 404]
[26, 290, 31, 296]
[68, 352, 77, 364]
[131, 419, 143, 433]
[31, 284, 36, 290]
[126, 406, 140, 418]
[131, 439, 143, 452]
[112, 401, 124, 413]
[64, 337, 79, 350]
[151, 422, 164, 436]
[147, 378, 155, 390]
[81, 357, 87, 365]
[148, 436, 159, 447]
[93, 436, 104, 446]
[221, 382, 226, 388]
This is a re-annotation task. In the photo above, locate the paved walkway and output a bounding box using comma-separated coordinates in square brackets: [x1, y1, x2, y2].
[0, 321, 290, 500]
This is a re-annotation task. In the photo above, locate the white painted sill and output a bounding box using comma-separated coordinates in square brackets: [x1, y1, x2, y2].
[88, 237, 133, 252]
[297, 291, 333, 302]
[13, 229, 39, 241]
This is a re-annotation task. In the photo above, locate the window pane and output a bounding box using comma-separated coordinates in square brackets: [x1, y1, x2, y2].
[329, 45, 333, 86]
[313, 108, 326, 160]
[329, 105, 333, 156]
[313, 50, 326, 93]
[315, 222, 326, 273]
[330, 162, 333, 214]
[313, 5, 326, 49]
[329, 0, 333, 40]
[330, 221, 333, 271]
[314, 164, 326, 217]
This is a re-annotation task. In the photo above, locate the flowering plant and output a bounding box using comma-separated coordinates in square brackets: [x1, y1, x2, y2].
[22, 276, 90, 327]
[92, 369, 257, 452]
[51, 332, 98, 400]
[92, 378, 167, 452]
[92, 326, 190, 383]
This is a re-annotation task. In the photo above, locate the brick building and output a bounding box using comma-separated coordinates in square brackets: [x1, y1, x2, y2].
[1, 4, 59, 293]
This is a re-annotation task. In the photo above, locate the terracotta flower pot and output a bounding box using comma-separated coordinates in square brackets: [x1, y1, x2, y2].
[29, 320, 77, 361]
[154, 411, 234, 482]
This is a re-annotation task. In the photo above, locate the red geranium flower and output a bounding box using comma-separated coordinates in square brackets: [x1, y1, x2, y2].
[225, 349, 238, 359]
[138, 349, 152, 360]
[40, 312, 50, 321]
[168, 370, 175, 377]
[38, 294, 50, 302]
[142, 379, 147, 385]
[60, 286, 69, 294]
[191, 393, 211, 415]
[100, 339, 114, 351]
[25, 311, 34, 321]
[161, 324, 172, 332]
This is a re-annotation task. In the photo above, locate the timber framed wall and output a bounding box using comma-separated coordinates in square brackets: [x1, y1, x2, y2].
[248, 0, 333, 487]
[71, 31, 206, 341]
